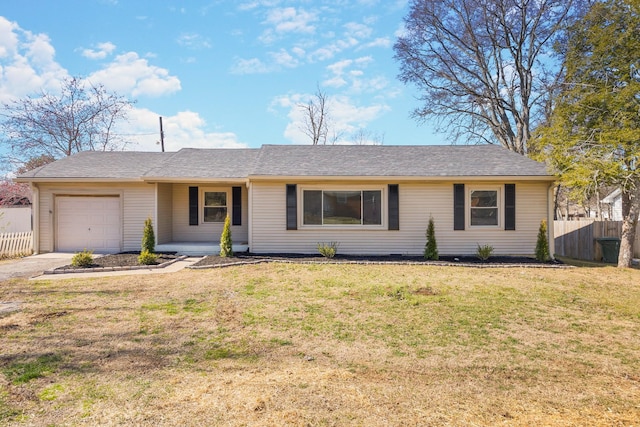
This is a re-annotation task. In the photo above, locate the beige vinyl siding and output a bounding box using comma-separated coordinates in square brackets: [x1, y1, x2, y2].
[36, 182, 155, 253]
[250, 181, 550, 256]
[156, 183, 173, 244]
[171, 184, 249, 244]
[122, 185, 155, 251]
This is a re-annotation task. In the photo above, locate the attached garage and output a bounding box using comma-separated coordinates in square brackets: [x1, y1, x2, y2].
[56, 196, 122, 253]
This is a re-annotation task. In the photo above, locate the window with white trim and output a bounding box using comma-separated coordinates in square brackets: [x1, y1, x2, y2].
[302, 189, 382, 226]
[469, 188, 499, 226]
[203, 191, 227, 223]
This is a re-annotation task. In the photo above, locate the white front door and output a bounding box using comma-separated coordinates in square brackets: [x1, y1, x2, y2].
[56, 196, 122, 253]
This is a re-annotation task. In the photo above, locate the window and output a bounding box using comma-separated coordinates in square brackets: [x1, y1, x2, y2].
[470, 189, 498, 226]
[203, 191, 227, 222]
[302, 189, 382, 226]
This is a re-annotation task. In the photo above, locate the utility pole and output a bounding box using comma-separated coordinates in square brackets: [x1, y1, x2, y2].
[159, 116, 165, 152]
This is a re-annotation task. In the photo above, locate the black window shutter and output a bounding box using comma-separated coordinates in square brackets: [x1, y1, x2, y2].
[286, 184, 297, 230]
[388, 184, 399, 230]
[232, 186, 242, 226]
[189, 186, 198, 226]
[454, 184, 465, 230]
[505, 184, 516, 230]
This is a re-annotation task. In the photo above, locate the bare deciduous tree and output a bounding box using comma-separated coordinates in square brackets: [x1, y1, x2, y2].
[351, 128, 385, 145]
[299, 87, 330, 145]
[394, 0, 585, 155]
[0, 77, 134, 167]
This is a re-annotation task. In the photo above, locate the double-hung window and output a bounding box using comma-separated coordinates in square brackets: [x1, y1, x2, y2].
[470, 189, 499, 226]
[302, 189, 382, 226]
[203, 191, 227, 223]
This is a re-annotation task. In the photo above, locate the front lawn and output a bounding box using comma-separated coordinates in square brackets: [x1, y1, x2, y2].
[1, 264, 639, 426]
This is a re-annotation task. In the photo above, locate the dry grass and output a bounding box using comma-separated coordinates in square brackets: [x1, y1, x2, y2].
[1, 263, 639, 426]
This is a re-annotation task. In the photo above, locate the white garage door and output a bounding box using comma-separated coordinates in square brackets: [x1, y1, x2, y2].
[56, 196, 122, 253]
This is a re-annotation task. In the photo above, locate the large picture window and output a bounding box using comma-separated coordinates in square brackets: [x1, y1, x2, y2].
[303, 189, 382, 226]
[470, 189, 498, 226]
[203, 191, 227, 223]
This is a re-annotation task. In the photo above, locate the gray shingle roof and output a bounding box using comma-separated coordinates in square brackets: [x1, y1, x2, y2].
[251, 144, 551, 177]
[17, 144, 553, 181]
[143, 148, 259, 179]
[18, 151, 172, 179]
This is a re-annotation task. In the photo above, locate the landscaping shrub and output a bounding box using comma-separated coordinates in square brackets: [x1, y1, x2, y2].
[476, 244, 494, 261]
[138, 249, 158, 265]
[71, 250, 93, 268]
[424, 216, 438, 260]
[535, 219, 551, 262]
[317, 242, 339, 258]
[141, 217, 155, 253]
[220, 215, 233, 257]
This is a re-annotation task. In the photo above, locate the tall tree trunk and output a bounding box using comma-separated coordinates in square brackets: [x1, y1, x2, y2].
[618, 189, 639, 268]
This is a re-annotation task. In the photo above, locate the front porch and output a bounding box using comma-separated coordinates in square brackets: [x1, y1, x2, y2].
[156, 242, 249, 256]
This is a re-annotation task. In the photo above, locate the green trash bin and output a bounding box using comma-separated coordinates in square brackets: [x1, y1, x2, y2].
[596, 237, 621, 263]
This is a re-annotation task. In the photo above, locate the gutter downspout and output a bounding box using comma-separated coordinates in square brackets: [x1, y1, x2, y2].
[246, 179, 252, 252]
[548, 182, 555, 259]
[31, 183, 40, 254]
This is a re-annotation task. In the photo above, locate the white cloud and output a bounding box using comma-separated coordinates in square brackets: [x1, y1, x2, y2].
[177, 33, 212, 50]
[265, 7, 317, 34]
[270, 49, 299, 68]
[122, 108, 248, 151]
[362, 37, 391, 49]
[230, 57, 271, 74]
[81, 42, 116, 60]
[0, 17, 68, 102]
[87, 52, 181, 97]
[344, 22, 373, 39]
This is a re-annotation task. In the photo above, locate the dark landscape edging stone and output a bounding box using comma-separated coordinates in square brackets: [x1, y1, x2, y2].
[188, 257, 572, 270]
[43, 255, 188, 275]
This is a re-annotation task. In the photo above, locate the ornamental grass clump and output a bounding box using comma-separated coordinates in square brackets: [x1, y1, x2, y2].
[220, 215, 233, 257]
[476, 244, 494, 262]
[317, 242, 339, 258]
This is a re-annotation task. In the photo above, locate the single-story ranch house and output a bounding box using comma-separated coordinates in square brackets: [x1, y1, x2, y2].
[16, 144, 556, 257]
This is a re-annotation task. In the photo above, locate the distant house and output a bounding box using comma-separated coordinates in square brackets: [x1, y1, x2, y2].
[16, 144, 556, 256]
[601, 189, 623, 221]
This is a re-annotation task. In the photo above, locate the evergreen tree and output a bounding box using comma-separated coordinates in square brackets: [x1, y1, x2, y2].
[535, 220, 551, 262]
[141, 217, 155, 253]
[534, 0, 639, 267]
[424, 216, 438, 260]
[220, 215, 233, 257]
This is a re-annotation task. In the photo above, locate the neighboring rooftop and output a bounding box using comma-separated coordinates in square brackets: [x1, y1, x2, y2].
[16, 144, 553, 181]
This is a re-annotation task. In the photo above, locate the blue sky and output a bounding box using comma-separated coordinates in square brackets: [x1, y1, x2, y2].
[0, 0, 445, 155]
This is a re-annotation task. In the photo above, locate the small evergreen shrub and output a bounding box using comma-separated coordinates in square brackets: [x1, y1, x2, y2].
[317, 242, 339, 258]
[424, 216, 439, 260]
[220, 215, 233, 257]
[476, 244, 494, 262]
[141, 217, 155, 253]
[71, 250, 94, 268]
[535, 219, 551, 262]
[138, 250, 158, 265]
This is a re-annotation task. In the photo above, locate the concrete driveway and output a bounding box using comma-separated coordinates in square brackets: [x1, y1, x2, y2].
[0, 253, 74, 282]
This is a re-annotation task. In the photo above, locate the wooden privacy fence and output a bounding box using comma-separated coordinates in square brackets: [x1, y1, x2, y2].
[0, 231, 33, 258]
[554, 220, 640, 261]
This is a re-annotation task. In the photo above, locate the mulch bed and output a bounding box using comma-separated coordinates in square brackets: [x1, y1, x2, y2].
[52, 252, 565, 272]
[55, 252, 180, 271]
[190, 253, 565, 268]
